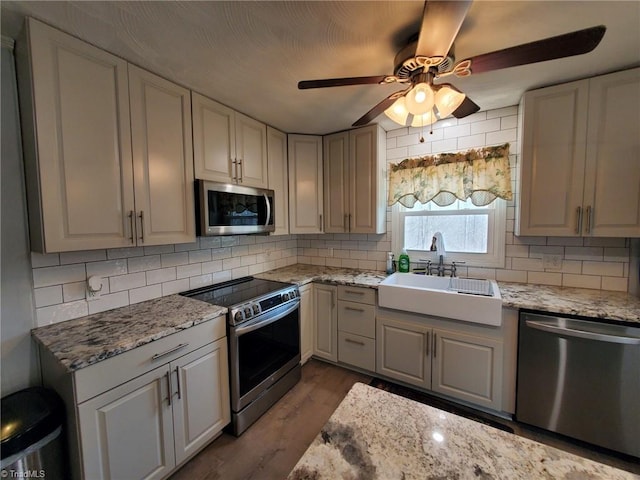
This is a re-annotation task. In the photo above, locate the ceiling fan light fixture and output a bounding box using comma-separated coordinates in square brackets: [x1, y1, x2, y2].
[434, 84, 466, 119]
[384, 96, 410, 125]
[405, 82, 435, 115]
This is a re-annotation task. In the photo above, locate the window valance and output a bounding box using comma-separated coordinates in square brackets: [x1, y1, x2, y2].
[387, 143, 513, 207]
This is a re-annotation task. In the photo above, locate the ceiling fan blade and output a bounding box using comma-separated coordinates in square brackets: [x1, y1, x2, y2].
[298, 76, 391, 89]
[464, 25, 606, 75]
[452, 96, 480, 119]
[415, 0, 472, 58]
[352, 91, 405, 127]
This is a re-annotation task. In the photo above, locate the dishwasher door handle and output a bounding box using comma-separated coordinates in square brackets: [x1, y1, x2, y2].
[525, 320, 640, 345]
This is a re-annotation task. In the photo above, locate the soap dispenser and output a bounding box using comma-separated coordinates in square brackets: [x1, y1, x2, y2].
[386, 252, 394, 274]
[398, 250, 410, 273]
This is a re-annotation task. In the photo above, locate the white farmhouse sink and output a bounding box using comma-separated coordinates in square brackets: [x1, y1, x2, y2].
[378, 273, 502, 326]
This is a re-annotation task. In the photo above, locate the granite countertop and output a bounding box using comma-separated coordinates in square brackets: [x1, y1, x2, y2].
[257, 264, 640, 324]
[31, 295, 226, 372]
[288, 383, 638, 480]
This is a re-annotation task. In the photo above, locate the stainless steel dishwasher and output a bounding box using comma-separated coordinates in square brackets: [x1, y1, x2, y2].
[516, 312, 640, 458]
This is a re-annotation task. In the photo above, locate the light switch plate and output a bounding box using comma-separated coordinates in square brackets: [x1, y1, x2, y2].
[542, 254, 563, 269]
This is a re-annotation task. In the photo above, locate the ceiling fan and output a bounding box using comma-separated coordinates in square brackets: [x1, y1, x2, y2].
[298, 1, 606, 128]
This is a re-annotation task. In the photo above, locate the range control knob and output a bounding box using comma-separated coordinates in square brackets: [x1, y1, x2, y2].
[253, 305, 260, 315]
[282, 293, 289, 301]
[244, 307, 252, 318]
[234, 311, 243, 323]
[291, 290, 297, 298]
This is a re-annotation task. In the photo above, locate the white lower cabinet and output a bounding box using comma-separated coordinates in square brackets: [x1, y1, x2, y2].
[337, 286, 376, 371]
[312, 284, 337, 362]
[376, 311, 504, 411]
[299, 283, 314, 364]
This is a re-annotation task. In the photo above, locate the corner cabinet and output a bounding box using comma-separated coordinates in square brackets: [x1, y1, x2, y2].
[16, 17, 195, 252]
[40, 317, 230, 480]
[312, 284, 337, 362]
[288, 134, 324, 234]
[517, 68, 640, 237]
[324, 125, 387, 234]
[299, 283, 314, 364]
[267, 126, 289, 235]
[192, 93, 268, 188]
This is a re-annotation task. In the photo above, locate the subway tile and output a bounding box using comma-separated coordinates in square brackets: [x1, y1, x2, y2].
[231, 245, 249, 257]
[34, 286, 63, 308]
[143, 244, 174, 255]
[565, 246, 603, 262]
[146, 267, 177, 285]
[249, 263, 267, 275]
[199, 236, 222, 249]
[528, 245, 564, 258]
[527, 272, 562, 286]
[582, 261, 624, 277]
[36, 300, 88, 327]
[60, 249, 106, 265]
[486, 128, 517, 145]
[107, 247, 144, 259]
[211, 270, 232, 285]
[129, 284, 162, 304]
[128, 255, 161, 273]
[350, 250, 369, 260]
[86, 259, 127, 278]
[467, 267, 496, 280]
[430, 138, 457, 154]
[241, 255, 258, 266]
[505, 244, 529, 258]
[546, 237, 584, 246]
[175, 241, 200, 252]
[161, 279, 190, 296]
[500, 115, 518, 130]
[161, 252, 189, 268]
[387, 127, 409, 138]
[221, 236, 238, 247]
[325, 257, 342, 268]
[387, 146, 409, 160]
[232, 266, 250, 279]
[31, 252, 60, 268]
[357, 260, 376, 270]
[457, 111, 486, 124]
[212, 247, 232, 260]
[189, 274, 213, 289]
[496, 270, 527, 283]
[201, 260, 223, 274]
[407, 142, 432, 157]
[601, 276, 628, 292]
[189, 249, 212, 264]
[310, 257, 326, 267]
[88, 291, 129, 315]
[443, 124, 471, 139]
[457, 134, 487, 150]
[341, 259, 359, 268]
[109, 272, 146, 292]
[562, 274, 601, 290]
[63, 282, 87, 302]
[584, 237, 627, 248]
[223, 257, 242, 270]
[559, 260, 582, 274]
[33, 264, 86, 288]
[238, 236, 257, 245]
[511, 257, 544, 272]
[177, 264, 202, 280]
[470, 118, 500, 135]
[603, 247, 630, 262]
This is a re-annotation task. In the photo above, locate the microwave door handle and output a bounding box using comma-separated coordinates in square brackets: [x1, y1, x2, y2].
[264, 193, 271, 227]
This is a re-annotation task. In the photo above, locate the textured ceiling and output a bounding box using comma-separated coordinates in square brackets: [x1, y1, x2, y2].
[2, 1, 639, 135]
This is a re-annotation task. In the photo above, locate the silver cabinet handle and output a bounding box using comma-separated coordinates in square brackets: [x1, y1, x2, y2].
[151, 343, 189, 360]
[433, 333, 437, 358]
[319, 214, 323, 232]
[425, 331, 430, 357]
[525, 320, 640, 345]
[165, 370, 172, 406]
[586, 205, 592, 234]
[128, 210, 135, 244]
[575, 206, 583, 234]
[344, 306, 365, 312]
[344, 214, 348, 232]
[231, 158, 238, 182]
[237, 158, 243, 183]
[345, 338, 365, 346]
[331, 289, 335, 309]
[175, 367, 182, 400]
[345, 289, 365, 295]
[348, 214, 352, 232]
[138, 211, 145, 243]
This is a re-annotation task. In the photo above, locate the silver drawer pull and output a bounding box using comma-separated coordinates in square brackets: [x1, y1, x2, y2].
[165, 371, 172, 406]
[345, 338, 365, 346]
[344, 306, 365, 312]
[345, 289, 365, 295]
[152, 343, 189, 360]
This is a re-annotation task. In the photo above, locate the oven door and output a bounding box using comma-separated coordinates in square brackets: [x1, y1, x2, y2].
[229, 300, 300, 412]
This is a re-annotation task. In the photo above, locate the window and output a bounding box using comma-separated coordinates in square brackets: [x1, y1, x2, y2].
[391, 198, 506, 268]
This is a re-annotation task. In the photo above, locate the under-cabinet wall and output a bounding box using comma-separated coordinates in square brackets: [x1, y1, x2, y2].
[298, 105, 632, 292]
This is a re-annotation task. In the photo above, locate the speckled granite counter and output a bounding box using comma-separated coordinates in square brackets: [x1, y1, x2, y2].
[31, 295, 226, 372]
[257, 264, 640, 324]
[288, 383, 638, 480]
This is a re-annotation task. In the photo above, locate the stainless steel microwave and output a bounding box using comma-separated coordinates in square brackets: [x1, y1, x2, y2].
[196, 180, 275, 236]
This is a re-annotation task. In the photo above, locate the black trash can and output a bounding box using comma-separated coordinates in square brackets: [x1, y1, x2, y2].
[1, 387, 66, 479]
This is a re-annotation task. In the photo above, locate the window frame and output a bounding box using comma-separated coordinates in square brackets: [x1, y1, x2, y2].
[391, 199, 506, 268]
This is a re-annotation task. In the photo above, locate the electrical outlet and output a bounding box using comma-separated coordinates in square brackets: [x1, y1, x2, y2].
[542, 254, 563, 270]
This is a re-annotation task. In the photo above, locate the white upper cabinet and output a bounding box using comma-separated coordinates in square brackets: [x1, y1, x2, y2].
[288, 134, 324, 234]
[128, 65, 195, 246]
[17, 18, 195, 252]
[517, 68, 640, 237]
[324, 125, 387, 234]
[192, 93, 268, 188]
[267, 126, 289, 235]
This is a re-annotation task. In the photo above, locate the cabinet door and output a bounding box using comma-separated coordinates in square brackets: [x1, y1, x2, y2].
[129, 65, 195, 246]
[172, 339, 230, 466]
[192, 93, 236, 183]
[583, 68, 640, 237]
[267, 126, 289, 235]
[19, 18, 135, 252]
[431, 328, 503, 411]
[235, 112, 268, 188]
[517, 80, 589, 236]
[299, 284, 314, 364]
[350, 125, 385, 233]
[323, 131, 349, 233]
[376, 316, 431, 389]
[78, 366, 174, 480]
[313, 284, 337, 362]
[288, 134, 324, 234]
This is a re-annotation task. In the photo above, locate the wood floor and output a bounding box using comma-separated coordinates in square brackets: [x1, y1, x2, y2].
[169, 359, 371, 480]
[171, 360, 639, 479]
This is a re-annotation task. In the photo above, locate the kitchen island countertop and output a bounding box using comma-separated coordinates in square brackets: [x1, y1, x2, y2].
[256, 264, 640, 324]
[288, 382, 638, 480]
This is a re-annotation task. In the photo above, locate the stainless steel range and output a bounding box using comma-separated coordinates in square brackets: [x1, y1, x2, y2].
[181, 277, 301, 436]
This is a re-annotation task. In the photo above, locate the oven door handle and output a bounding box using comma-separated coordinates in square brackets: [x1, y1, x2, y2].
[234, 300, 299, 336]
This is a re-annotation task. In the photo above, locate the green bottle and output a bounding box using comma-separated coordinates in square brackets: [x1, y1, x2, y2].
[398, 250, 410, 273]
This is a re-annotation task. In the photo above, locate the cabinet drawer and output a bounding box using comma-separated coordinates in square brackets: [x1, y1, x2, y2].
[338, 301, 375, 338]
[338, 285, 376, 305]
[75, 315, 226, 403]
[338, 332, 375, 372]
